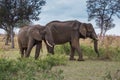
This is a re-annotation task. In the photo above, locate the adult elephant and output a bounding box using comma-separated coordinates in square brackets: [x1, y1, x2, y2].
[18, 25, 45, 59]
[44, 20, 99, 61]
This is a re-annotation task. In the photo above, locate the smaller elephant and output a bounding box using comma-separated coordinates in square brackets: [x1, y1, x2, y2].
[18, 25, 45, 59]
[18, 26, 29, 57]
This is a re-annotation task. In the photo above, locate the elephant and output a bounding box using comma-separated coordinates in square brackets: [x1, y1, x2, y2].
[18, 26, 29, 58]
[18, 24, 45, 59]
[44, 20, 99, 61]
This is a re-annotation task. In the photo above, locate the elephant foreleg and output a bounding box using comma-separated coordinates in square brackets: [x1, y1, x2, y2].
[35, 42, 42, 59]
[24, 48, 27, 57]
[76, 46, 84, 61]
[26, 39, 35, 58]
[71, 38, 84, 61]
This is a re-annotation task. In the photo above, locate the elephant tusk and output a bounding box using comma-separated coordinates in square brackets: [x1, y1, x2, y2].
[46, 40, 53, 47]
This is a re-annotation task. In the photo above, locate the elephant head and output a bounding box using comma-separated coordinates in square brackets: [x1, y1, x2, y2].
[43, 26, 55, 54]
[28, 25, 45, 41]
[79, 23, 99, 57]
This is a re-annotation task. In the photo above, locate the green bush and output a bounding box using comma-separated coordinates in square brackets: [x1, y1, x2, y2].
[55, 43, 70, 55]
[0, 54, 67, 80]
[55, 43, 101, 59]
[80, 45, 97, 58]
[103, 70, 120, 80]
[54, 43, 120, 61]
[99, 46, 120, 61]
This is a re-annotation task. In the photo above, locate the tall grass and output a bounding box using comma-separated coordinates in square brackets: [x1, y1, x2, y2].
[99, 35, 120, 61]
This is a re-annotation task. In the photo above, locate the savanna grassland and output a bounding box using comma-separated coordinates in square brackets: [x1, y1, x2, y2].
[0, 35, 120, 80]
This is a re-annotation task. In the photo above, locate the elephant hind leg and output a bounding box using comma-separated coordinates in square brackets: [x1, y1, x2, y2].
[69, 42, 76, 60]
[20, 48, 24, 58]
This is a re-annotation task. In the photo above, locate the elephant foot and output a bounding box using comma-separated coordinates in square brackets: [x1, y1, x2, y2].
[69, 58, 76, 61]
[25, 54, 29, 58]
[35, 57, 38, 60]
[77, 58, 84, 61]
[21, 55, 24, 58]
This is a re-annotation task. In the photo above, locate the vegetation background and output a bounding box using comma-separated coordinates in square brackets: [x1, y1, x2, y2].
[0, 0, 120, 80]
[0, 35, 120, 80]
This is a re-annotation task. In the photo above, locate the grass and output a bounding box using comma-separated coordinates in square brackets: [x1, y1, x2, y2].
[0, 35, 120, 80]
[54, 60, 120, 80]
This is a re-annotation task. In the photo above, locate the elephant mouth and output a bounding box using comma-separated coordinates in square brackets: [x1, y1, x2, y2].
[46, 40, 53, 47]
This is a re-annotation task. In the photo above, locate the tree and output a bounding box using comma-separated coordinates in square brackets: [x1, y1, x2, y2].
[0, 0, 46, 48]
[86, 0, 120, 39]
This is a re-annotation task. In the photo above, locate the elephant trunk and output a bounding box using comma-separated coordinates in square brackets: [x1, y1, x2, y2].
[94, 39, 99, 57]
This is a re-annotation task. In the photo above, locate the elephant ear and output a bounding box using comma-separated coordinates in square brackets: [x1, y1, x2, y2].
[30, 28, 42, 41]
[79, 23, 87, 38]
[86, 23, 93, 32]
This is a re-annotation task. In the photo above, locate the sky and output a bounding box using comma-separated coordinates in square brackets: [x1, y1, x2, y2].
[0, 0, 119, 35]
[34, 0, 120, 35]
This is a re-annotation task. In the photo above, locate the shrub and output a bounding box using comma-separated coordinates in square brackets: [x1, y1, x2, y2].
[103, 70, 120, 80]
[99, 46, 120, 61]
[55, 43, 70, 55]
[0, 54, 67, 80]
[55, 43, 100, 59]
[80, 45, 97, 58]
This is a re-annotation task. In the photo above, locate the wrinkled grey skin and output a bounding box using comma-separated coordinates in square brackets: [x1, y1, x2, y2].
[18, 25, 45, 59]
[44, 20, 99, 61]
[18, 26, 29, 58]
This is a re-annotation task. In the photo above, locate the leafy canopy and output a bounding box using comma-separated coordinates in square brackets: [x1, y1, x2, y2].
[0, 0, 46, 27]
[86, 0, 120, 36]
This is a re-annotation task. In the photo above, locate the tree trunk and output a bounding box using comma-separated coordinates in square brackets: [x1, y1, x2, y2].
[10, 26, 15, 48]
[5, 30, 11, 45]
[99, 18, 104, 41]
[5, 35, 9, 45]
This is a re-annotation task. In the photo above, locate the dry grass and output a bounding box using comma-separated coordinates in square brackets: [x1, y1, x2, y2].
[0, 35, 120, 80]
[0, 35, 120, 59]
[80, 35, 120, 48]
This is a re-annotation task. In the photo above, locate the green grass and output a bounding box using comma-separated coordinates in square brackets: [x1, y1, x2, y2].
[0, 42, 120, 80]
[53, 60, 120, 80]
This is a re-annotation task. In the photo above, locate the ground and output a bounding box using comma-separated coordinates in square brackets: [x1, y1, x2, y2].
[53, 60, 120, 80]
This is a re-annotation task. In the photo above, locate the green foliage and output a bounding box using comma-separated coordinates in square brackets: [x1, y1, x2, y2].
[99, 46, 120, 61]
[54, 43, 120, 61]
[103, 71, 112, 80]
[55, 43, 70, 55]
[103, 70, 120, 80]
[86, 0, 120, 36]
[0, 54, 66, 80]
[0, 0, 46, 48]
[81, 45, 120, 61]
[81, 45, 97, 58]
